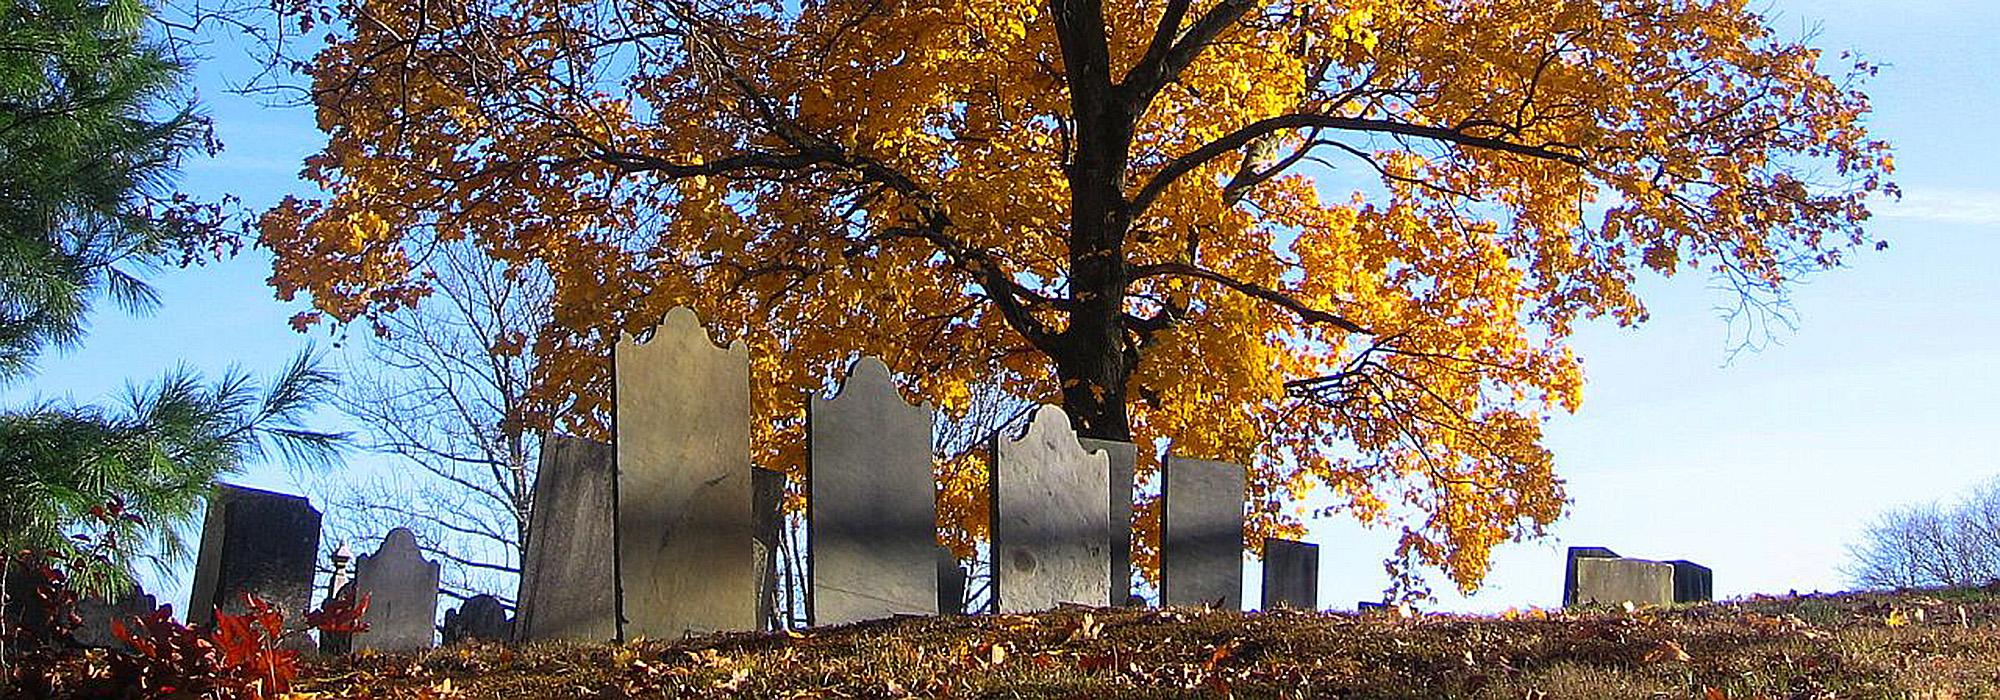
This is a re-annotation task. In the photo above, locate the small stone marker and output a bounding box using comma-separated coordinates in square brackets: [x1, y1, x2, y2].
[1572, 557, 1675, 607]
[1260, 538, 1318, 610]
[809, 358, 937, 624]
[753, 467, 786, 631]
[1357, 600, 1387, 614]
[1668, 560, 1713, 603]
[4, 563, 158, 648]
[1160, 456, 1245, 609]
[1561, 546, 1620, 607]
[613, 307, 755, 639]
[515, 437, 617, 641]
[442, 594, 511, 644]
[1078, 438, 1137, 607]
[937, 547, 966, 614]
[989, 405, 1111, 613]
[186, 484, 322, 628]
[348, 528, 441, 651]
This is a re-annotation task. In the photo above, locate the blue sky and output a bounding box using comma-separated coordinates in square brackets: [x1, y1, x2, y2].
[5, 0, 1996, 615]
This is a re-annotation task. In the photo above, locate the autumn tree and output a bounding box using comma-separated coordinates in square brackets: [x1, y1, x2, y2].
[262, 0, 1893, 592]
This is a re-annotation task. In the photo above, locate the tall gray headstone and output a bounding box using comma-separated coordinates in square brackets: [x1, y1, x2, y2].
[989, 405, 1110, 613]
[1077, 438, 1136, 607]
[442, 594, 511, 644]
[1260, 538, 1318, 610]
[808, 357, 937, 624]
[515, 437, 617, 641]
[1160, 456, 1244, 609]
[348, 528, 440, 651]
[1572, 557, 1675, 607]
[1561, 546, 1620, 607]
[187, 484, 321, 628]
[613, 307, 754, 639]
[753, 467, 785, 631]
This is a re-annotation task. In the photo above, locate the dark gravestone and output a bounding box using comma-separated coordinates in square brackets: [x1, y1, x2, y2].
[613, 307, 755, 639]
[808, 358, 937, 624]
[990, 405, 1111, 613]
[1078, 438, 1137, 607]
[754, 467, 786, 631]
[187, 484, 321, 628]
[349, 528, 440, 651]
[937, 547, 966, 614]
[515, 437, 617, 641]
[1561, 546, 1620, 608]
[1260, 538, 1318, 610]
[1161, 456, 1245, 609]
[442, 594, 512, 644]
[2, 562, 157, 649]
[1357, 601, 1387, 614]
[1669, 560, 1713, 603]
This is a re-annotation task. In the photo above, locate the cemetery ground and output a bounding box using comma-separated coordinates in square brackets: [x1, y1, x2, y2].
[275, 587, 2000, 699]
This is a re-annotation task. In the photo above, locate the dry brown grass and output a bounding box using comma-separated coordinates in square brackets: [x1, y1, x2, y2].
[291, 587, 2000, 699]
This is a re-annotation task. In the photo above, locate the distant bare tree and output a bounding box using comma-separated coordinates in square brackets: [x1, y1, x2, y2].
[1847, 478, 2000, 590]
[309, 239, 549, 604]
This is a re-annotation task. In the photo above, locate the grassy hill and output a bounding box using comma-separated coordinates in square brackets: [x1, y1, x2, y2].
[290, 587, 2000, 699]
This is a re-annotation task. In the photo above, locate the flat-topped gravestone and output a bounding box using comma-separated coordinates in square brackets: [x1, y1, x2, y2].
[1562, 546, 1620, 607]
[1572, 557, 1675, 607]
[1161, 456, 1245, 609]
[443, 594, 511, 644]
[937, 547, 966, 614]
[349, 528, 440, 651]
[754, 467, 785, 631]
[809, 357, 937, 624]
[1078, 438, 1137, 607]
[187, 484, 321, 628]
[1261, 538, 1318, 610]
[1669, 560, 1713, 603]
[614, 307, 755, 639]
[515, 437, 617, 641]
[990, 405, 1111, 613]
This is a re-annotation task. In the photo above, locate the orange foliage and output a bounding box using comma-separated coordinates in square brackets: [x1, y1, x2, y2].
[261, 0, 1892, 592]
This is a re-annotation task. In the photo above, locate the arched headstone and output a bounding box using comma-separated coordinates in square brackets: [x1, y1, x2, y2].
[989, 405, 1111, 613]
[808, 357, 937, 624]
[349, 528, 440, 651]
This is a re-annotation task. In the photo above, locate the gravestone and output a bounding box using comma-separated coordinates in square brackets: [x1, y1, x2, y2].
[1561, 546, 1620, 607]
[1260, 538, 1318, 610]
[937, 547, 966, 614]
[1078, 438, 1137, 607]
[442, 594, 511, 644]
[754, 467, 786, 631]
[348, 528, 440, 651]
[187, 484, 321, 628]
[1669, 560, 1713, 603]
[2, 563, 158, 649]
[1357, 600, 1387, 614]
[1571, 557, 1675, 607]
[1161, 456, 1245, 609]
[808, 358, 936, 624]
[613, 307, 755, 639]
[515, 437, 617, 641]
[989, 405, 1111, 613]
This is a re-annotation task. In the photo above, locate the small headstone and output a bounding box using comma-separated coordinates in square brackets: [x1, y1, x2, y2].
[348, 528, 440, 651]
[1260, 538, 1318, 610]
[1572, 557, 1675, 607]
[809, 358, 937, 624]
[515, 437, 617, 641]
[3, 563, 158, 649]
[442, 594, 512, 644]
[1668, 560, 1713, 603]
[1161, 456, 1245, 609]
[613, 307, 756, 639]
[753, 467, 786, 631]
[1356, 600, 1387, 614]
[1078, 438, 1137, 607]
[989, 405, 1111, 613]
[186, 484, 322, 629]
[1561, 546, 1620, 607]
[937, 547, 966, 614]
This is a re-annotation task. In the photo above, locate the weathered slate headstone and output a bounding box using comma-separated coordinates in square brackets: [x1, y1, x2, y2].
[442, 594, 511, 644]
[1669, 560, 1713, 603]
[613, 307, 755, 639]
[808, 357, 937, 624]
[754, 467, 786, 631]
[348, 528, 440, 651]
[1078, 438, 1136, 607]
[1161, 456, 1245, 609]
[1561, 546, 1620, 607]
[937, 547, 966, 614]
[1260, 538, 1318, 610]
[1572, 557, 1675, 607]
[989, 405, 1111, 613]
[186, 484, 321, 628]
[515, 437, 617, 641]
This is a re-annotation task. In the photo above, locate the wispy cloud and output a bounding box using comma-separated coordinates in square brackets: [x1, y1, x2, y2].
[1873, 188, 2000, 227]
